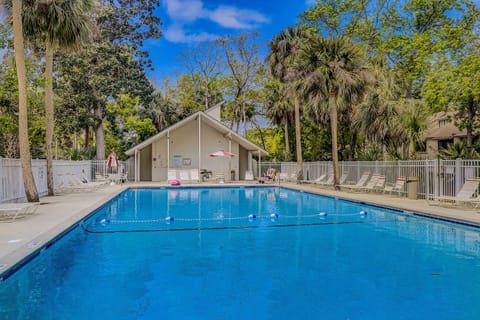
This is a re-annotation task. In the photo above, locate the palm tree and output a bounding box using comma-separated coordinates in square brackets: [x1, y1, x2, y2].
[268, 27, 310, 182]
[23, 0, 93, 196]
[397, 99, 427, 160]
[8, 0, 39, 202]
[264, 78, 293, 161]
[297, 35, 369, 189]
[354, 60, 407, 158]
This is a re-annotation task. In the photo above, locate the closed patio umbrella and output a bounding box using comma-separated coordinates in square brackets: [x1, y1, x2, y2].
[107, 148, 120, 173]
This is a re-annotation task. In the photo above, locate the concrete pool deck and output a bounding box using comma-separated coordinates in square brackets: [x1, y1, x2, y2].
[1, 181, 479, 277]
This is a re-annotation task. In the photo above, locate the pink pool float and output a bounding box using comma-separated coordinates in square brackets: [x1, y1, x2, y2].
[170, 180, 181, 186]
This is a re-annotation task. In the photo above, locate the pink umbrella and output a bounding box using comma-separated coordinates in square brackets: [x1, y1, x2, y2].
[107, 148, 120, 169]
[208, 150, 235, 157]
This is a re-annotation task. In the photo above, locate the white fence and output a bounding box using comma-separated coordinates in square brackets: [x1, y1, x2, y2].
[258, 159, 480, 200]
[0, 158, 134, 203]
[3, 158, 480, 203]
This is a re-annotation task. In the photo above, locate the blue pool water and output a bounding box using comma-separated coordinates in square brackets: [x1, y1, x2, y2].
[1, 187, 480, 319]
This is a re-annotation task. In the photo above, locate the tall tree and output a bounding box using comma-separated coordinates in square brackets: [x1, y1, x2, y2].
[268, 27, 310, 182]
[180, 41, 224, 110]
[354, 59, 407, 158]
[217, 32, 262, 135]
[422, 43, 480, 158]
[23, 0, 93, 196]
[10, 0, 39, 202]
[397, 99, 427, 159]
[264, 78, 293, 161]
[297, 35, 369, 188]
[55, 0, 161, 160]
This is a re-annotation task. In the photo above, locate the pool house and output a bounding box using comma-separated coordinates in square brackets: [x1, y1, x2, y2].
[125, 106, 268, 182]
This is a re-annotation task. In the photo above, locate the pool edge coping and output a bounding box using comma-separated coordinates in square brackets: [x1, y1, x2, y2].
[0, 186, 129, 280]
[1, 182, 479, 280]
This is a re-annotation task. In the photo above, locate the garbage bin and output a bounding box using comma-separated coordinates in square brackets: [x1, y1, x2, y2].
[407, 176, 418, 200]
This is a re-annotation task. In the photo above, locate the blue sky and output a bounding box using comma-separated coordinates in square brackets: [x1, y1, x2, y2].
[145, 0, 315, 85]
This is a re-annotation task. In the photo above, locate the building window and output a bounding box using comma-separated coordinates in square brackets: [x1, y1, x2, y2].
[439, 119, 449, 127]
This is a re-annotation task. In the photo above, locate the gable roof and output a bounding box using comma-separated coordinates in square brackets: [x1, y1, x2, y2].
[424, 111, 467, 140]
[125, 111, 269, 157]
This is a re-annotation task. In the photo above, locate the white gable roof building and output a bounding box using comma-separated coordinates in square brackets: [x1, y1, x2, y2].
[125, 110, 268, 182]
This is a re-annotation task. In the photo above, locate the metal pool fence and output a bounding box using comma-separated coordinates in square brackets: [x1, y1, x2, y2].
[256, 159, 480, 200]
[2, 158, 480, 202]
[0, 158, 134, 203]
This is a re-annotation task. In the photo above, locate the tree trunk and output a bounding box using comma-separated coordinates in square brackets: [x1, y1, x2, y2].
[12, 1, 39, 202]
[84, 126, 90, 151]
[205, 79, 209, 110]
[466, 100, 475, 158]
[294, 93, 303, 182]
[329, 95, 339, 189]
[409, 138, 416, 160]
[45, 40, 55, 196]
[349, 129, 357, 160]
[284, 116, 291, 161]
[94, 105, 105, 160]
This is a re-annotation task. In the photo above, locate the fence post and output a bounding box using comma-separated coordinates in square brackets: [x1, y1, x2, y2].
[455, 158, 462, 195]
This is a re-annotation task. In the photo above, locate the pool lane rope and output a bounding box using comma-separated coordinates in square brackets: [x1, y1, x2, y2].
[93, 211, 371, 226]
[82, 217, 406, 234]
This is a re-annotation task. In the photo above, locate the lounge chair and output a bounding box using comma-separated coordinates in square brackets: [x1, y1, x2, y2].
[317, 174, 334, 186]
[289, 173, 297, 181]
[167, 170, 177, 182]
[278, 172, 288, 182]
[245, 171, 254, 181]
[359, 174, 385, 192]
[339, 173, 349, 185]
[0, 203, 39, 221]
[436, 178, 480, 204]
[215, 173, 225, 183]
[304, 174, 326, 184]
[179, 170, 190, 181]
[339, 172, 371, 190]
[374, 175, 386, 191]
[384, 177, 406, 195]
[190, 169, 200, 182]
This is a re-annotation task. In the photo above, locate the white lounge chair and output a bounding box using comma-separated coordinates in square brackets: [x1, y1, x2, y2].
[168, 170, 177, 182]
[305, 174, 326, 184]
[215, 173, 225, 184]
[317, 174, 334, 186]
[384, 177, 406, 195]
[278, 172, 288, 182]
[339, 173, 349, 185]
[190, 169, 200, 181]
[179, 170, 190, 181]
[436, 178, 480, 204]
[245, 171, 254, 181]
[360, 174, 381, 191]
[340, 172, 371, 190]
[0, 203, 39, 221]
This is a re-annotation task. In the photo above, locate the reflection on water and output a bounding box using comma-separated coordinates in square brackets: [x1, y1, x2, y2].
[0, 187, 479, 319]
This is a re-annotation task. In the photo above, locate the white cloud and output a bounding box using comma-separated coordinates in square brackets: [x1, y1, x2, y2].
[164, 0, 206, 22]
[163, 0, 268, 43]
[164, 24, 218, 43]
[209, 6, 268, 29]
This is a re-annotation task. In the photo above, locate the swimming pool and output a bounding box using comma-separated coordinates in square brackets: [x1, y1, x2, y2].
[1, 187, 479, 319]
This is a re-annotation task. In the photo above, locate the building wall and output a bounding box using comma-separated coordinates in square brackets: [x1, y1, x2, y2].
[139, 145, 152, 181]
[150, 117, 240, 181]
[426, 139, 438, 159]
[238, 146, 248, 180]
